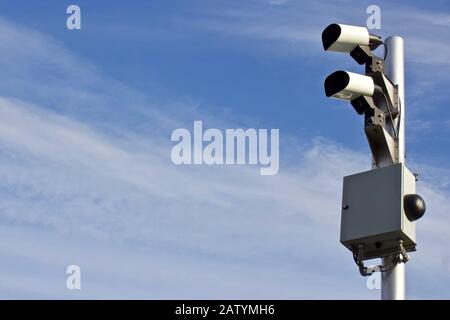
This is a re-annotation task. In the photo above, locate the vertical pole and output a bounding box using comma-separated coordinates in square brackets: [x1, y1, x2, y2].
[381, 258, 405, 300]
[381, 36, 406, 300]
[385, 36, 405, 162]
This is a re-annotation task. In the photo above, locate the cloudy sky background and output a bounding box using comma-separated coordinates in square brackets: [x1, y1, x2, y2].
[0, 0, 449, 298]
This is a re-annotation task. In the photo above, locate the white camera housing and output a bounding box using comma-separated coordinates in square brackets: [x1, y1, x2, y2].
[324, 71, 375, 101]
[322, 23, 371, 53]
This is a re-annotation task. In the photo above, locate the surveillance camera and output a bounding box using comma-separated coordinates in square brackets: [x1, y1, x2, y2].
[324, 70, 376, 101]
[322, 23, 382, 53]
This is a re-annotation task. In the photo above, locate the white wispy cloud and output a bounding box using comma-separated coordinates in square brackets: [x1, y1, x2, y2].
[185, 0, 450, 67]
[0, 8, 449, 299]
[179, 0, 450, 144]
[0, 95, 373, 298]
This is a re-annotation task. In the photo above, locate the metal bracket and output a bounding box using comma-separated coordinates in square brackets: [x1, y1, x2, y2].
[353, 240, 409, 277]
[367, 55, 384, 74]
[349, 52, 401, 168]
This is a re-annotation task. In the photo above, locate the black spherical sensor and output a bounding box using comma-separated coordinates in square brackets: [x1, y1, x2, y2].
[404, 194, 426, 222]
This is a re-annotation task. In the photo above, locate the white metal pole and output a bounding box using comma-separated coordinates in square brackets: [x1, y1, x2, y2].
[381, 36, 406, 300]
[385, 36, 406, 162]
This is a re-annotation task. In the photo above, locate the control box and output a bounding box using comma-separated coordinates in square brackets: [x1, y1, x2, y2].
[340, 163, 416, 260]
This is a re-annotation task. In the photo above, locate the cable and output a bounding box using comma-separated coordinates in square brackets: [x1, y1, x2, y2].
[382, 42, 388, 60]
[353, 241, 409, 276]
[381, 89, 399, 139]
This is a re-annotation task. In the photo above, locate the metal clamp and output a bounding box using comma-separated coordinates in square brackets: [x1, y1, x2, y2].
[353, 240, 409, 277]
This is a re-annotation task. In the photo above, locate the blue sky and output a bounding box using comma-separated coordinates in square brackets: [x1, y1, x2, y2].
[0, 0, 449, 299]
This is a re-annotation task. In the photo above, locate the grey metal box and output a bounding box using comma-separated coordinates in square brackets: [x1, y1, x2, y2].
[340, 163, 416, 260]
